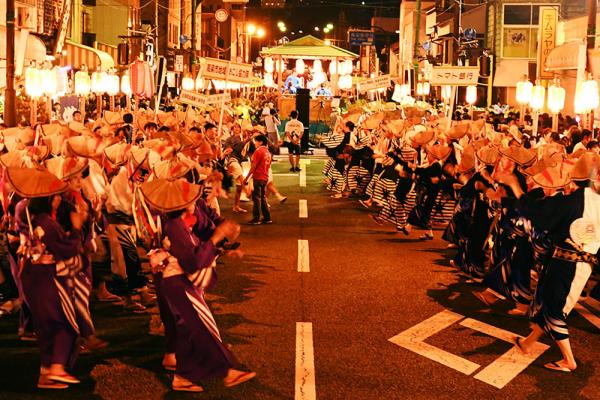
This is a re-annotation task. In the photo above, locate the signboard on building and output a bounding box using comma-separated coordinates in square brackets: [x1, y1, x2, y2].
[215, 8, 229, 23]
[537, 6, 558, 79]
[348, 30, 375, 47]
[357, 75, 391, 92]
[199, 57, 254, 84]
[179, 91, 232, 108]
[430, 66, 479, 86]
[54, 0, 72, 55]
[175, 55, 184, 72]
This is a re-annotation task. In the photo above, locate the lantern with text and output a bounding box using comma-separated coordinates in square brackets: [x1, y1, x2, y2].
[295, 59, 305, 74]
[121, 73, 132, 96]
[91, 71, 107, 94]
[41, 68, 57, 98]
[25, 66, 43, 99]
[441, 85, 452, 101]
[313, 60, 323, 73]
[264, 73, 275, 88]
[182, 76, 195, 91]
[74, 69, 91, 96]
[548, 81, 565, 131]
[530, 82, 545, 136]
[466, 85, 477, 105]
[264, 57, 274, 73]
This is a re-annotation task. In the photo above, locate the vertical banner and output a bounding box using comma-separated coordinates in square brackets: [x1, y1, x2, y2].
[537, 7, 558, 80]
[54, 0, 72, 55]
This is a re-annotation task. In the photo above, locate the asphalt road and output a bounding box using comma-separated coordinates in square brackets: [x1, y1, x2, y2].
[0, 156, 599, 400]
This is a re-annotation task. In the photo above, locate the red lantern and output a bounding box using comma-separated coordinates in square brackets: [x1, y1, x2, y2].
[129, 60, 155, 99]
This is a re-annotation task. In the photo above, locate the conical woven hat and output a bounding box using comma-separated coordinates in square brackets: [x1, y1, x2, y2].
[140, 178, 202, 212]
[153, 158, 192, 180]
[45, 156, 89, 180]
[3, 127, 35, 152]
[532, 163, 572, 189]
[66, 135, 105, 158]
[68, 121, 87, 135]
[498, 146, 537, 167]
[104, 143, 132, 166]
[363, 115, 382, 130]
[457, 145, 476, 174]
[195, 140, 215, 162]
[410, 128, 435, 145]
[0, 152, 30, 168]
[426, 144, 452, 161]
[131, 146, 161, 170]
[103, 110, 124, 125]
[43, 134, 68, 155]
[445, 122, 470, 140]
[570, 151, 600, 181]
[143, 138, 177, 159]
[476, 145, 499, 165]
[23, 145, 50, 162]
[6, 167, 68, 198]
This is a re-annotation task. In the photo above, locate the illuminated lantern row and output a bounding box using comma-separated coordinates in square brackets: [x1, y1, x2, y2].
[441, 85, 452, 101]
[466, 85, 477, 105]
[129, 59, 155, 99]
[530, 82, 545, 111]
[74, 69, 91, 96]
[515, 78, 533, 105]
[548, 81, 566, 114]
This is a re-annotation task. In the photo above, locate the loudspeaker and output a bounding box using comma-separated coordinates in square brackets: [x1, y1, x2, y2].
[295, 88, 310, 152]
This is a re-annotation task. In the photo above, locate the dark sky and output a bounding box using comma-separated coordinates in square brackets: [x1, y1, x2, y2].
[246, 0, 400, 43]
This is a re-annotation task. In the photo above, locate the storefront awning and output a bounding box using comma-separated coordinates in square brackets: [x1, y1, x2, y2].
[492, 59, 529, 87]
[545, 41, 586, 72]
[58, 40, 115, 71]
[0, 27, 47, 89]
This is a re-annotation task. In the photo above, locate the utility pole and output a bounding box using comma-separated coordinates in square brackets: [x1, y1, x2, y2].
[413, 0, 422, 92]
[191, 0, 202, 65]
[5, 0, 17, 127]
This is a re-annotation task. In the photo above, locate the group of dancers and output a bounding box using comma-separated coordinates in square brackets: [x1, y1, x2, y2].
[321, 106, 600, 373]
[0, 107, 268, 391]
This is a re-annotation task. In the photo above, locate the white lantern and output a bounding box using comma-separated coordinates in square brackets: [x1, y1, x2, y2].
[466, 85, 477, 105]
[182, 76, 195, 91]
[328, 61, 338, 75]
[548, 82, 566, 114]
[74, 70, 91, 96]
[344, 60, 353, 75]
[91, 71, 107, 94]
[25, 66, 43, 98]
[441, 85, 452, 101]
[530, 83, 545, 111]
[106, 73, 120, 96]
[423, 82, 430, 96]
[41, 68, 57, 97]
[416, 82, 424, 96]
[121, 73, 132, 95]
[313, 59, 323, 72]
[264, 73, 274, 87]
[276, 59, 286, 73]
[195, 75, 205, 90]
[264, 57, 274, 73]
[54, 67, 69, 95]
[516, 79, 533, 105]
[574, 82, 587, 114]
[401, 84, 411, 97]
[296, 59, 305, 74]
[583, 79, 600, 111]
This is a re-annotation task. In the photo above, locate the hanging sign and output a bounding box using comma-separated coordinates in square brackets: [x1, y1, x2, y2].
[199, 57, 254, 84]
[430, 66, 479, 86]
[357, 74, 391, 92]
[175, 55, 184, 72]
[179, 91, 232, 108]
[54, 0, 72, 55]
[215, 8, 229, 23]
[537, 7, 558, 79]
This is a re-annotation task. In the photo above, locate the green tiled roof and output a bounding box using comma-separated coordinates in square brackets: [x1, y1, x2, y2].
[261, 35, 358, 59]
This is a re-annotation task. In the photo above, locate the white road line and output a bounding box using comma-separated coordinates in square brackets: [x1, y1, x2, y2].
[389, 310, 480, 375]
[299, 159, 311, 165]
[299, 168, 306, 187]
[297, 240, 310, 272]
[295, 322, 316, 400]
[575, 303, 600, 330]
[273, 173, 301, 177]
[460, 318, 549, 389]
[299, 200, 308, 218]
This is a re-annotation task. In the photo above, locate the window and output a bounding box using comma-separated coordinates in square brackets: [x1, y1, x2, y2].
[502, 3, 557, 59]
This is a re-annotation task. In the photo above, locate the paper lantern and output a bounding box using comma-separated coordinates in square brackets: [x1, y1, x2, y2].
[195, 75, 205, 90]
[530, 83, 545, 111]
[264, 73, 274, 87]
[41, 68, 57, 97]
[264, 57, 274, 73]
[129, 60, 156, 99]
[121, 73, 132, 95]
[25, 66, 43, 98]
[91, 71, 107, 94]
[106, 73, 120, 96]
[466, 85, 477, 105]
[441, 85, 452, 101]
[329, 61, 338, 75]
[583, 79, 600, 111]
[416, 82, 424, 96]
[338, 74, 352, 90]
[313, 59, 323, 72]
[182, 76, 194, 91]
[548, 82, 565, 114]
[423, 82, 430, 96]
[74, 70, 91, 96]
[54, 67, 69, 95]
[516, 79, 533, 105]
[296, 59, 305, 74]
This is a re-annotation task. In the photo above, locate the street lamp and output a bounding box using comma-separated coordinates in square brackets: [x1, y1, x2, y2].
[257, 28, 266, 38]
[326, 23, 334, 30]
[247, 24, 257, 36]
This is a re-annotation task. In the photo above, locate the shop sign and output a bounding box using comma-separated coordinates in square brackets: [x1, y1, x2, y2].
[430, 66, 479, 86]
[357, 74, 391, 92]
[537, 7, 558, 79]
[200, 57, 254, 84]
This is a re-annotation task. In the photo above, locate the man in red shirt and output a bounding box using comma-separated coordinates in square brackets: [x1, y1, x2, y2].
[244, 134, 272, 224]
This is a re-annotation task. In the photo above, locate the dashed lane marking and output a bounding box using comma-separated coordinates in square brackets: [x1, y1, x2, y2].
[297, 240, 310, 272]
[295, 322, 316, 400]
[299, 159, 311, 165]
[389, 309, 549, 389]
[299, 200, 308, 218]
[299, 168, 306, 187]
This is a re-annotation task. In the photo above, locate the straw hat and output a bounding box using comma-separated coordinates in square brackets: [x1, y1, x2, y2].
[362, 116, 382, 130]
[445, 123, 470, 140]
[153, 158, 193, 180]
[253, 125, 266, 134]
[498, 146, 537, 167]
[457, 145, 476, 174]
[476, 145, 500, 165]
[195, 140, 215, 162]
[0, 152, 30, 168]
[426, 144, 452, 161]
[140, 178, 202, 212]
[23, 145, 50, 162]
[103, 110, 124, 125]
[532, 163, 571, 189]
[5, 167, 68, 198]
[569, 151, 600, 181]
[45, 156, 89, 180]
[3, 127, 35, 152]
[43, 134, 68, 155]
[468, 118, 486, 136]
[143, 138, 177, 159]
[410, 128, 435, 145]
[342, 112, 361, 125]
[523, 157, 557, 177]
[66, 135, 106, 158]
[68, 121, 87, 135]
[40, 123, 67, 136]
[404, 106, 426, 118]
[131, 146, 161, 170]
[104, 142, 132, 166]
